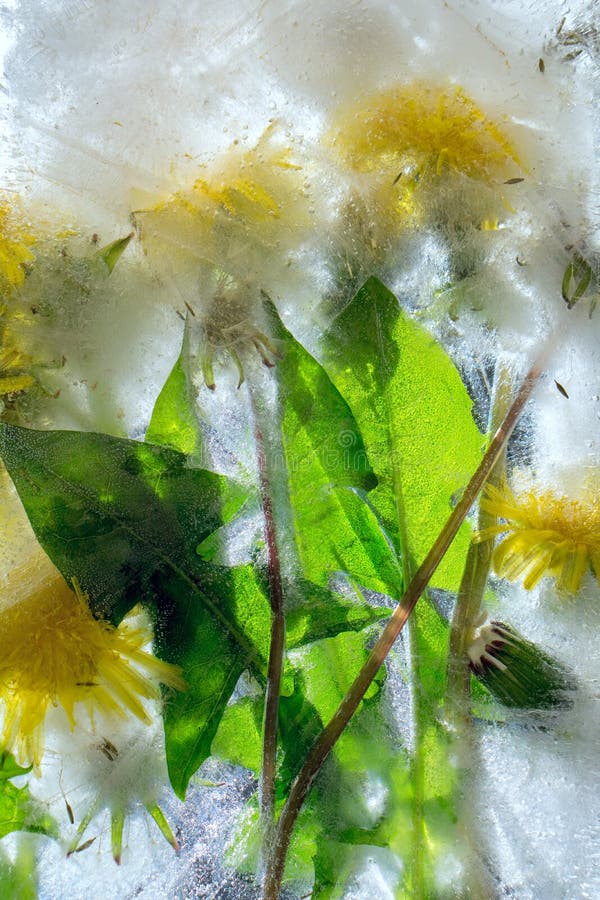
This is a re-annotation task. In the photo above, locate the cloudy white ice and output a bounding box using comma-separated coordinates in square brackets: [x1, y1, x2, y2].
[1, 0, 599, 897]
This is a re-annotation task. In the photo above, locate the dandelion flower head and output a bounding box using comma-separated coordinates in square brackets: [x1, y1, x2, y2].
[133, 125, 310, 386]
[134, 123, 309, 282]
[0, 310, 36, 400]
[0, 202, 37, 398]
[0, 557, 185, 768]
[476, 480, 600, 594]
[330, 80, 522, 227]
[0, 201, 35, 295]
[60, 721, 180, 863]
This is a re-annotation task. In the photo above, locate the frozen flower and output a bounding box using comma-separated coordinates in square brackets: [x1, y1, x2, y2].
[0, 227, 134, 425]
[133, 125, 310, 386]
[14, 229, 133, 325]
[324, 81, 524, 310]
[331, 80, 521, 205]
[475, 481, 600, 594]
[0, 553, 185, 768]
[0, 202, 35, 295]
[133, 124, 309, 283]
[0, 336, 35, 399]
[328, 80, 522, 271]
[0, 202, 37, 401]
[468, 617, 576, 709]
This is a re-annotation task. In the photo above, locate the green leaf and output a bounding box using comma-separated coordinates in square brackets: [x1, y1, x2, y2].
[0, 841, 38, 900]
[0, 423, 246, 624]
[146, 325, 205, 459]
[285, 578, 391, 648]
[147, 325, 256, 565]
[222, 627, 397, 893]
[0, 760, 57, 841]
[265, 301, 403, 594]
[211, 696, 263, 774]
[321, 278, 483, 893]
[277, 630, 399, 892]
[211, 577, 392, 777]
[321, 276, 484, 593]
[0, 422, 390, 799]
[154, 563, 270, 797]
[0, 752, 32, 782]
[561, 251, 593, 309]
[0, 423, 269, 798]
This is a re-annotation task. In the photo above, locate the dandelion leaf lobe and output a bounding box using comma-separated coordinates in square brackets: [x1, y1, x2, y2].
[0, 752, 57, 841]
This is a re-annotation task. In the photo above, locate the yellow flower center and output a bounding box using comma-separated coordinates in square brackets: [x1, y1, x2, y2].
[0, 571, 185, 767]
[0, 200, 37, 398]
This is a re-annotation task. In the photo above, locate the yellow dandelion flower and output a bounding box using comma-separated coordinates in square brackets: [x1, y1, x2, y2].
[134, 125, 307, 387]
[133, 123, 308, 274]
[330, 80, 522, 225]
[0, 201, 37, 399]
[475, 481, 600, 594]
[332, 80, 521, 180]
[0, 202, 35, 294]
[0, 333, 35, 398]
[0, 562, 185, 768]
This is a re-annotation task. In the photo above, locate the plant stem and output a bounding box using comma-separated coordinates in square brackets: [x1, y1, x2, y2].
[262, 358, 542, 900]
[445, 359, 513, 726]
[254, 416, 286, 842]
[443, 358, 513, 899]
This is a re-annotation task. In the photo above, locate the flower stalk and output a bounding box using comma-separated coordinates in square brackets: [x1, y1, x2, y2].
[247, 378, 290, 865]
[441, 358, 514, 899]
[255, 415, 286, 842]
[445, 357, 513, 727]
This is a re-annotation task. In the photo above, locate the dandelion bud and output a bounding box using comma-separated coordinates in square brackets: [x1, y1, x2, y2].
[468, 619, 576, 710]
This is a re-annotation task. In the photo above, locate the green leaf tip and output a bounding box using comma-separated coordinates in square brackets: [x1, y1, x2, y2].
[468, 620, 577, 710]
[97, 232, 134, 274]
